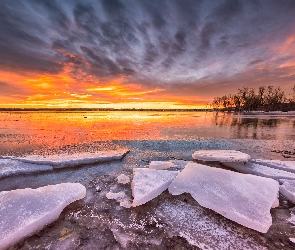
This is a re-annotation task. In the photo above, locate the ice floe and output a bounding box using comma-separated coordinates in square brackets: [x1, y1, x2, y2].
[132, 168, 179, 207]
[9, 150, 128, 168]
[169, 163, 279, 233]
[252, 159, 295, 174]
[149, 161, 174, 170]
[0, 183, 86, 249]
[156, 200, 266, 250]
[0, 159, 52, 179]
[224, 162, 295, 181]
[117, 174, 130, 184]
[279, 181, 295, 203]
[192, 150, 251, 162]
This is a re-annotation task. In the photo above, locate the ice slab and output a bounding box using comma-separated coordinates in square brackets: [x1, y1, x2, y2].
[117, 174, 130, 184]
[149, 161, 174, 170]
[192, 150, 251, 162]
[0, 183, 86, 249]
[279, 181, 295, 203]
[224, 162, 295, 181]
[0, 159, 52, 179]
[169, 163, 279, 233]
[156, 200, 266, 250]
[11, 150, 128, 168]
[132, 168, 179, 207]
[252, 159, 295, 174]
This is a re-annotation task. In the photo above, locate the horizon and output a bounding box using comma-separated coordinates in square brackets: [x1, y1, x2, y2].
[1, 0, 295, 109]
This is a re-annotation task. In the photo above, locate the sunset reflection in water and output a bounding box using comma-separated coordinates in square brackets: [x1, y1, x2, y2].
[0, 111, 295, 152]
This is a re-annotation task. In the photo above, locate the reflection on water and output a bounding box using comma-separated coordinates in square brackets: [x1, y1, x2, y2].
[0, 111, 294, 151]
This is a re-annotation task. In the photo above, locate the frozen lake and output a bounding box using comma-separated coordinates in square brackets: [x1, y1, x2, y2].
[1, 111, 295, 249]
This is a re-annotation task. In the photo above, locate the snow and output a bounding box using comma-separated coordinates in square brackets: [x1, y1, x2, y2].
[117, 174, 130, 184]
[279, 181, 295, 203]
[10, 150, 128, 168]
[192, 150, 251, 162]
[252, 159, 295, 174]
[149, 161, 174, 170]
[169, 163, 279, 233]
[0, 159, 52, 179]
[224, 162, 295, 181]
[131, 168, 179, 207]
[0, 183, 86, 249]
[156, 200, 266, 250]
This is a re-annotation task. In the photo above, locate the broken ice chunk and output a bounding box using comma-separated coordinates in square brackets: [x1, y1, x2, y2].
[192, 150, 251, 162]
[106, 191, 126, 202]
[224, 162, 295, 181]
[117, 174, 130, 184]
[0, 159, 52, 179]
[10, 150, 128, 168]
[132, 168, 179, 207]
[279, 181, 295, 203]
[252, 159, 295, 174]
[0, 183, 86, 250]
[168, 163, 279, 233]
[149, 161, 174, 170]
[120, 199, 132, 208]
[156, 200, 266, 250]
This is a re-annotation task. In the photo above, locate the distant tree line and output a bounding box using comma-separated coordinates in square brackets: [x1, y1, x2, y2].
[212, 85, 295, 111]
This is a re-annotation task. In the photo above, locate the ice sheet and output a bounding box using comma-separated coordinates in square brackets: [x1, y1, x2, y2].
[225, 162, 295, 180]
[0, 183, 86, 249]
[132, 168, 179, 207]
[279, 181, 295, 203]
[156, 200, 266, 250]
[192, 150, 251, 162]
[9, 150, 128, 168]
[252, 159, 295, 174]
[0, 159, 52, 179]
[169, 163, 279, 233]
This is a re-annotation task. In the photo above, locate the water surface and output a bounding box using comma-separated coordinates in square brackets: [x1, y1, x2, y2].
[0, 111, 294, 153]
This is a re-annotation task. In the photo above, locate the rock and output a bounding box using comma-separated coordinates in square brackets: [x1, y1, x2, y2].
[8, 150, 128, 168]
[224, 162, 295, 181]
[252, 159, 295, 174]
[168, 163, 279, 233]
[149, 161, 174, 170]
[132, 168, 179, 207]
[192, 150, 251, 162]
[156, 200, 266, 250]
[0, 159, 52, 179]
[279, 181, 295, 203]
[0, 183, 86, 249]
[117, 174, 130, 184]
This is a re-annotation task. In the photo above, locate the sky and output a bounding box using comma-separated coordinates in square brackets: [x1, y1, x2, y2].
[0, 0, 295, 109]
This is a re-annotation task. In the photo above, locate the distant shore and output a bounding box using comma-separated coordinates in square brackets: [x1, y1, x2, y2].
[0, 108, 209, 112]
[1, 108, 295, 113]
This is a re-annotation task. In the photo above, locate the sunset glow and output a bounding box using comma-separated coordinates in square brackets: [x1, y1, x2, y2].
[1, 0, 295, 109]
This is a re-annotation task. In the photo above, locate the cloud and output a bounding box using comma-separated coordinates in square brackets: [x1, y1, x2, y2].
[1, 0, 295, 106]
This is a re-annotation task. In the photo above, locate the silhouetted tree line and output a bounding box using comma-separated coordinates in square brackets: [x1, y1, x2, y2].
[212, 85, 295, 111]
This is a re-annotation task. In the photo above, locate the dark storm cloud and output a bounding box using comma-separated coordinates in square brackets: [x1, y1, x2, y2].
[1, 0, 295, 97]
